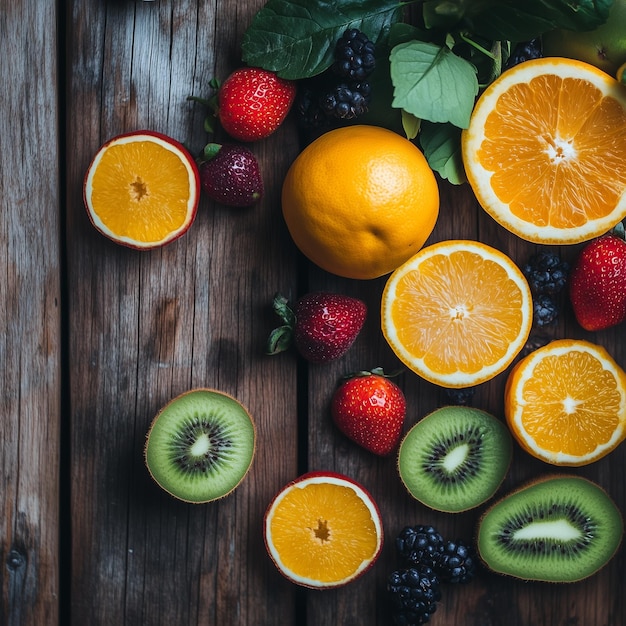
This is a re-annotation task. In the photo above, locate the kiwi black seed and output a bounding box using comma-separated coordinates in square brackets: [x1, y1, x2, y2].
[397, 406, 512, 513]
[144, 388, 256, 503]
[477, 475, 623, 583]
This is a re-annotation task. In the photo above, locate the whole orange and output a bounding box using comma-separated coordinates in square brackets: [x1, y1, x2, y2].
[281, 125, 439, 280]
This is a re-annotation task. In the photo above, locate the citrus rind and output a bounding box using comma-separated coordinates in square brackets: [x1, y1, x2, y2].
[504, 339, 626, 466]
[463, 57, 626, 244]
[281, 125, 440, 280]
[381, 240, 533, 388]
[263, 471, 383, 589]
[84, 130, 200, 249]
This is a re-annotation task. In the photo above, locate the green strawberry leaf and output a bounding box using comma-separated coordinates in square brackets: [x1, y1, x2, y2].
[241, 0, 403, 80]
[202, 143, 222, 161]
[266, 293, 296, 356]
[390, 40, 478, 129]
[419, 121, 466, 185]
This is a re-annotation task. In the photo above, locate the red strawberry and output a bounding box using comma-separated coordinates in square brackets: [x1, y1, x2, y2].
[569, 232, 626, 331]
[331, 370, 406, 456]
[266, 292, 366, 363]
[198, 143, 263, 207]
[217, 68, 296, 142]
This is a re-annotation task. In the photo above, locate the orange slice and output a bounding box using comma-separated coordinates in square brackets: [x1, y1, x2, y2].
[462, 57, 626, 244]
[505, 339, 626, 466]
[264, 472, 383, 588]
[84, 130, 200, 249]
[381, 240, 532, 388]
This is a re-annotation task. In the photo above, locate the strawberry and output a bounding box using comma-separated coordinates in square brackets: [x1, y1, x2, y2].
[569, 232, 626, 331]
[266, 292, 366, 363]
[217, 68, 296, 142]
[198, 143, 263, 207]
[331, 369, 406, 456]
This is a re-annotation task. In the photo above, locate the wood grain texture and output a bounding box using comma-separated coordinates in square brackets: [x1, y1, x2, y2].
[3, 0, 625, 624]
[0, 2, 61, 625]
[66, 1, 299, 624]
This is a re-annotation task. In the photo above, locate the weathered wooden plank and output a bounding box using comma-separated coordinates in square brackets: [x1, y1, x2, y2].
[66, 1, 300, 623]
[0, 1, 61, 625]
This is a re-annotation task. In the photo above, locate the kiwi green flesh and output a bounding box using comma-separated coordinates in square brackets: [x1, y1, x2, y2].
[145, 389, 255, 503]
[477, 476, 623, 582]
[398, 406, 512, 513]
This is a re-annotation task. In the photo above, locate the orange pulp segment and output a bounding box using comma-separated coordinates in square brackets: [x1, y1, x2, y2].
[381, 240, 532, 388]
[505, 339, 626, 466]
[462, 57, 626, 244]
[264, 473, 383, 588]
[84, 131, 199, 249]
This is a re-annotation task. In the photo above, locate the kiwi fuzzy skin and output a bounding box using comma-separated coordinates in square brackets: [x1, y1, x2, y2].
[144, 388, 257, 504]
[476, 474, 624, 583]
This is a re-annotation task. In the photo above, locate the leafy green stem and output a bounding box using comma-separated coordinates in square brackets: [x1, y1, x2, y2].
[457, 31, 496, 59]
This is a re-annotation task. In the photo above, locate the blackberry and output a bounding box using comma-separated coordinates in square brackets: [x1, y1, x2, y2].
[294, 86, 328, 129]
[332, 28, 376, 81]
[506, 37, 542, 68]
[434, 539, 478, 584]
[444, 386, 475, 406]
[533, 294, 559, 328]
[388, 566, 441, 625]
[319, 81, 371, 120]
[396, 525, 445, 569]
[523, 251, 570, 295]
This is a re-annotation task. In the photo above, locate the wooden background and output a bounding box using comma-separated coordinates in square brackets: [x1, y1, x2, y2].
[2, 0, 624, 624]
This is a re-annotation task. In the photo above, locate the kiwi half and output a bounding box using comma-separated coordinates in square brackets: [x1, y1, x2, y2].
[397, 406, 512, 513]
[144, 388, 256, 503]
[477, 475, 623, 582]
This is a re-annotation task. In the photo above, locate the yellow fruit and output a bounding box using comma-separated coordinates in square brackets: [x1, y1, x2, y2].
[462, 57, 626, 244]
[281, 125, 439, 280]
[264, 472, 383, 589]
[381, 240, 532, 388]
[84, 130, 200, 249]
[504, 339, 626, 466]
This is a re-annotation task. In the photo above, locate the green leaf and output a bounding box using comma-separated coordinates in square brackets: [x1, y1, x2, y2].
[422, 0, 466, 30]
[461, 0, 613, 41]
[241, 0, 403, 80]
[390, 41, 478, 129]
[419, 121, 466, 185]
[202, 143, 222, 161]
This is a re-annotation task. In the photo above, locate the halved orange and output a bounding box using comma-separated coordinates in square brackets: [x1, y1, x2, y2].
[505, 339, 626, 466]
[381, 240, 532, 388]
[462, 57, 626, 244]
[84, 130, 200, 249]
[264, 471, 383, 589]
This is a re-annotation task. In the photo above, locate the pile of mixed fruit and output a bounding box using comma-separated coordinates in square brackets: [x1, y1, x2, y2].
[84, 0, 626, 624]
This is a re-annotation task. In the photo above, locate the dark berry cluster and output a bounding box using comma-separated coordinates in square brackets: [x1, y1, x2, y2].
[332, 29, 376, 81]
[522, 251, 570, 328]
[506, 38, 543, 69]
[296, 28, 376, 127]
[388, 525, 478, 625]
[388, 566, 441, 626]
[444, 386, 475, 406]
[319, 81, 372, 120]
